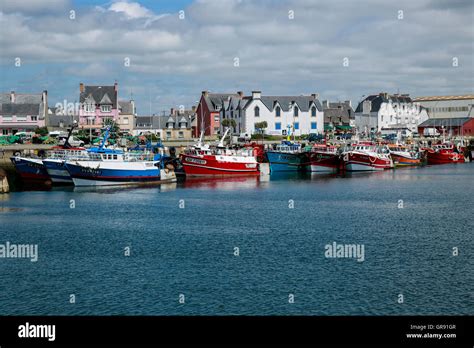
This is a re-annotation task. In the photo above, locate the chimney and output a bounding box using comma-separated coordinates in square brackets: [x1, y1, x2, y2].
[191, 105, 196, 112]
[237, 91, 243, 98]
[344, 100, 352, 107]
[201, 90, 209, 97]
[322, 100, 329, 109]
[170, 107, 175, 116]
[311, 93, 320, 100]
[79, 83, 84, 93]
[131, 100, 136, 115]
[251, 91, 261, 99]
[10, 91, 15, 103]
[114, 81, 118, 91]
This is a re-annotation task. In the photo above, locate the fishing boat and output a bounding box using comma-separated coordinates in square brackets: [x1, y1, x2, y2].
[179, 129, 260, 176]
[387, 144, 421, 166]
[10, 156, 50, 182]
[64, 148, 176, 186]
[266, 141, 308, 172]
[308, 144, 340, 173]
[423, 144, 465, 165]
[341, 142, 393, 171]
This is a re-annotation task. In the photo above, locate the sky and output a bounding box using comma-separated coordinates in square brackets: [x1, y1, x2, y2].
[0, 0, 473, 115]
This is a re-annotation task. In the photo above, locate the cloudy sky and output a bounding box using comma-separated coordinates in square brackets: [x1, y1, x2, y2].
[0, 0, 473, 114]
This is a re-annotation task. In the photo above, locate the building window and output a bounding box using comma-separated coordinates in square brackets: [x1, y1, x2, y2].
[311, 122, 317, 130]
[2, 129, 8, 135]
[31, 116, 38, 121]
[254, 106, 260, 117]
[294, 106, 299, 117]
[294, 122, 299, 130]
[311, 106, 316, 117]
[214, 116, 219, 121]
[3, 116, 12, 121]
[101, 105, 111, 113]
[123, 118, 129, 125]
[103, 117, 113, 124]
[87, 118, 95, 125]
[166, 131, 172, 138]
[381, 115, 384, 122]
[276, 106, 281, 117]
[275, 122, 281, 130]
[85, 103, 94, 112]
[178, 131, 184, 139]
[17, 115, 27, 121]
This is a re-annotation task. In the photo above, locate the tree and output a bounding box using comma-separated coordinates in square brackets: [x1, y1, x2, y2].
[254, 121, 268, 142]
[34, 126, 49, 136]
[221, 119, 237, 133]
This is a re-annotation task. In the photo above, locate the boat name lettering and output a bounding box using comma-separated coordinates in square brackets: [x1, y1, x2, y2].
[186, 158, 207, 165]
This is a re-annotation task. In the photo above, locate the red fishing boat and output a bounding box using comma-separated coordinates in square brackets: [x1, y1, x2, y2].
[341, 142, 393, 171]
[180, 129, 260, 177]
[423, 144, 465, 165]
[308, 144, 340, 173]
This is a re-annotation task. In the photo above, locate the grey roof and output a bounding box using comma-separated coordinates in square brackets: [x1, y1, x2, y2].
[47, 115, 80, 128]
[355, 94, 413, 113]
[80, 85, 117, 107]
[324, 101, 354, 124]
[135, 114, 193, 130]
[0, 103, 41, 116]
[0, 93, 45, 116]
[118, 100, 134, 115]
[418, 117, 472, 127]
[204, 93, 240, 111]
[257, 95, 322, 112]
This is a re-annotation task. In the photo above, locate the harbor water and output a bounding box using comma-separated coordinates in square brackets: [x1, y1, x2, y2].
[0, 164, 473, 315]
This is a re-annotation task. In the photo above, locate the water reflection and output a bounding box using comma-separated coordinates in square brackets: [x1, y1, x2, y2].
[181, 176, 261, 190]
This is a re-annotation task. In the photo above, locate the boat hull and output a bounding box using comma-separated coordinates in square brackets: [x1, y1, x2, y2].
[65, 161, 175, 186]
[343, 152, 392, 171]
[426, 151, 465, 165]
[390, 154, 421, 167]
[43, 159, 73, 184]
[180, 154, 259, 176]
[10, 157, 50, 181]
[266, 151, 307, 172]
[308, 152, 339, 173]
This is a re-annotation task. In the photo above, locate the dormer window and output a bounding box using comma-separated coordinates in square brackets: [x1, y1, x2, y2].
[254, 106, 260, 117]
[294, 106, 299, 117]
[276, 106, 281, 117]
[101, 105, 111, 113]
[85, 103, 95, 112]
[311, 106, 316, 117]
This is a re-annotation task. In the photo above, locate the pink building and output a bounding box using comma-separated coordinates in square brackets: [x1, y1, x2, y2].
[0, 91, 47, 135]
[79, 82, 118, 132]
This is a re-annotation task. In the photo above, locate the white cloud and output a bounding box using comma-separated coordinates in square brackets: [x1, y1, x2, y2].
[1, 0, 473, 111]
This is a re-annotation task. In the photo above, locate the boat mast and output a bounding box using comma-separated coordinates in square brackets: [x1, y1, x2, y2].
[218, 128, 231, 147]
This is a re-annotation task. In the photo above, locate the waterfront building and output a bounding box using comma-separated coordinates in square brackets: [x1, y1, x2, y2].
[221, 91, 324, 136]
[134, 108, 194, 140]
[354, 93, 429, 135]
[78, 82, 119, 133]
[46, 107, 79, 131]
[322, 100, 354, 132]
[118, 100, 136, 134]
[195, 91, 241, 137]
[0, 91, 47, 135]
[412, 95, 474, 119]
[417, 117, 474, 137]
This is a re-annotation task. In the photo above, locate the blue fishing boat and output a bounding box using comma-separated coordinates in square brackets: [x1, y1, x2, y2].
[266, 142, 308, 172]
[10, 156, 50, 182]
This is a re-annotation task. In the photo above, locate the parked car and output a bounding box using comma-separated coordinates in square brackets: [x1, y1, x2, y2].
[58, 136, 85, 147]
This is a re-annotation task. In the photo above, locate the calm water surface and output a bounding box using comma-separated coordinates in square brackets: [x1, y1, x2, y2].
[0, 164, 473, 315]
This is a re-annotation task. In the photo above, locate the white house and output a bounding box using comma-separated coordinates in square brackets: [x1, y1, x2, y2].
[354, 93, 429, 135]
[221, 91, 324, 136]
